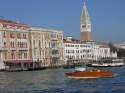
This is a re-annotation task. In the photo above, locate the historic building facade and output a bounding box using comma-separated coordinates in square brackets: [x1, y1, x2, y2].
[30, 27, 64, 67]
[0, 19, 64, 70]
[63, 37, 112, 64]
[0, 19, 31, 70]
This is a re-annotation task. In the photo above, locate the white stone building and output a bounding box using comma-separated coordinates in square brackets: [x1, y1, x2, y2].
[63, 38, 114, 64]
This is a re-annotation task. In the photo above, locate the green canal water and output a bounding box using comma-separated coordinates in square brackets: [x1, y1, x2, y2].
[0, 67, 125, 93]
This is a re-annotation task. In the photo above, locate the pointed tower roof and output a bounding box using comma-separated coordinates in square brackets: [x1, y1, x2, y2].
[81, 1, 91, 25]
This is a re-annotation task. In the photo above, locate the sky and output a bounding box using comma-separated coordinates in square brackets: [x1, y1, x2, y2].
[0, 0, 125, 43]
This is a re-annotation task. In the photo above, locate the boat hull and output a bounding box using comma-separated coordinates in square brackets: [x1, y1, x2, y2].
[65, 71, 113, 79]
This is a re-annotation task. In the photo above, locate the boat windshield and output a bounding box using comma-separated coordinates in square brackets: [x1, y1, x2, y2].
[75, 67, 86, 71]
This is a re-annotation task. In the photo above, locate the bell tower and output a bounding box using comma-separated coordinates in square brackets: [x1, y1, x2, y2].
[80, 1, 92, 42]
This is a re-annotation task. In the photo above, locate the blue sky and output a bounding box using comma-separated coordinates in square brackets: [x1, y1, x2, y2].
[0, 0, 125, 43]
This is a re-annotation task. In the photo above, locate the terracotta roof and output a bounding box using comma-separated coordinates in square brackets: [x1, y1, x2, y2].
[0, 19, 30, 28]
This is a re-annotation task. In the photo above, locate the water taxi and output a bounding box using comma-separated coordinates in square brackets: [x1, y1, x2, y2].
[65, 69, 113, 79]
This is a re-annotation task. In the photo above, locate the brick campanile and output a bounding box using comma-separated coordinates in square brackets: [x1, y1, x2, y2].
[80, 1, 92, 42]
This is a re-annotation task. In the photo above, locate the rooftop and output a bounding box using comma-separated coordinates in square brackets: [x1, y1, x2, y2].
[0, 19, 30, 28]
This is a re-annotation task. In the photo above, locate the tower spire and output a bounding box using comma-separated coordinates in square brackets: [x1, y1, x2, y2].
[84, 0, 86, 7]
[81, 0, 86, 16]
[80, 0, 92, 42]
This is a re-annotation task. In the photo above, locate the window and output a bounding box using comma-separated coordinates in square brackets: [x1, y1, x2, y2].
[25, 43, 27, 48]
[13, 42, 14, 47]
[3, 31, 6, 38]
[4, 42, 6, 47]
[18, 52, 22, 59]
[33, 40, 35, 47]
[22, 42, 24, 47]
[23, 34, 27, 39]
[10, 33, 14, 38]
[11, 42, 15, 47]
[82, 25, 86, 28]
[105, 50, 107, 54]
[39, 40, 41, 48]
[51, 33, 56, 38]
[18, 42, 20, 47]
[19, 42, 21, 47]
[83, 55, 84, 58]
[11, 52, 15, 59]
[24, 53, 27, 59]
[17, 33, 21, 39]
[4, 52, 7, 59]
[40, 50, 41, 56]
[11, 42, 13, 47]
[51, 41, 56, 48]
[49, 42, 51, 48]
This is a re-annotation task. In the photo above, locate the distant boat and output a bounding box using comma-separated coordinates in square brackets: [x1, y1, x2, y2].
[65, 69, 113, 79]
[87, 58, 124, 67]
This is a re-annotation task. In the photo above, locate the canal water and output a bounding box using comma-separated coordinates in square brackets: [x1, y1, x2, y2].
[0, 67, 125, 93]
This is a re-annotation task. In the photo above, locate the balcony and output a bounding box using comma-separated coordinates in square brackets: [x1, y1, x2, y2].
[17, 47, 29, 51]
[51, 54, 60, 58]
[1, 47, 9, 51]
[9, 47, 16, 51]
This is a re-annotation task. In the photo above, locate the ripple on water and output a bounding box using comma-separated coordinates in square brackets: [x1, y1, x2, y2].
[0, 67, 125, 93]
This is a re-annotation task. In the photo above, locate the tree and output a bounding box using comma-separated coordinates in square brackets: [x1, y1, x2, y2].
[117, 48, 125, 58]
[108, 42, 117, 52]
